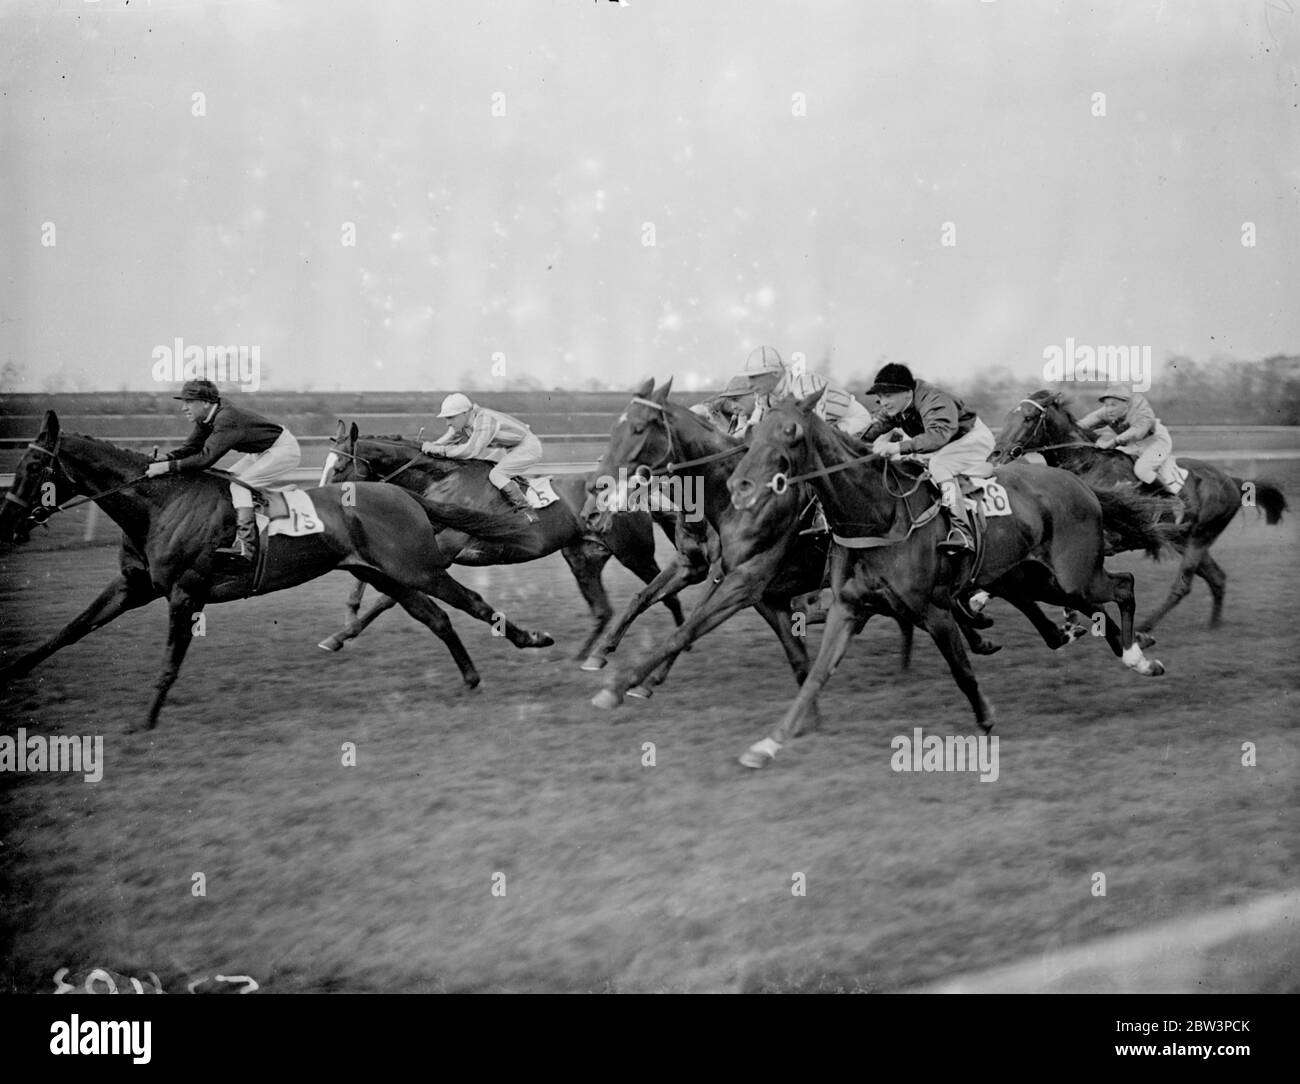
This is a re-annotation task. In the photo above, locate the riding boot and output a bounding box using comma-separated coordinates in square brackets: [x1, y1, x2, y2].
[937, 480, 975, 553]
[499, 479, 540, 524]
[216, 506, 258, 562]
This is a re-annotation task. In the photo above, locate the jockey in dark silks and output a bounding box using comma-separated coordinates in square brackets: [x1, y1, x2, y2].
[859, 363, 995, 553]
[146, 379, 301, 562]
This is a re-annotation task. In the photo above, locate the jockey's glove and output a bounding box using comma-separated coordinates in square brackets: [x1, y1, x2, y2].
[1095, 436, 1117, 450]
[146, 461, 171, 477]
[420, 442, 443, 455]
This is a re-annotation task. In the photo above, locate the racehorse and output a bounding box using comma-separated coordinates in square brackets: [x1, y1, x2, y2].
[582, 379, 998, 713]
[316, 421, 686, 660]
[992, 390, 1287, 641]
[0, 411, 553, 731]
[726, 390, 1173, 768]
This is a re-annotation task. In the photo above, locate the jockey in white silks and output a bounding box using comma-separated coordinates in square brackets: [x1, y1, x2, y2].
[422, 393, 543, 523]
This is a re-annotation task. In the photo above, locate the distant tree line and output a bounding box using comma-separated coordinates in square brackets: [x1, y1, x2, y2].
[2, 354, 1297, 425]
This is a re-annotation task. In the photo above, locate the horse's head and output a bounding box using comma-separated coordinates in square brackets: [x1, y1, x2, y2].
[727, 389, 823, 513]
[582, 377, 675, 531]
[0, 410, 70, 544]
[320, 420, 431, 488]
[990, 390, 1071, 464]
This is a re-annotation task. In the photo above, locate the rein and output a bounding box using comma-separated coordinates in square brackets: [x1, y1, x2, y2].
[9, 440, 152, 521]
[626, 396, 746, 474]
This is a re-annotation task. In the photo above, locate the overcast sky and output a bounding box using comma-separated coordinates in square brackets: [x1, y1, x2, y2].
[2, 0, 1297, 394]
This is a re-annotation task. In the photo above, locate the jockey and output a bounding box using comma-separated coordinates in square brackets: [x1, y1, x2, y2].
[145, 379, 302, 562]
[736, 346, 873, 440]
[422, 393, 542, 523]
[860, 363, 995, 553]
[689, 375, 753, 437]
[1078, 384, 1182, 497]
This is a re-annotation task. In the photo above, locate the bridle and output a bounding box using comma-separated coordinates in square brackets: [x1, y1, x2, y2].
[998, 398, 1098, 461]
[620, 397, 747, 479]
[5, 437, 153, 528]
[325, 436, 431, 485]
[996, 398, 1050, 463]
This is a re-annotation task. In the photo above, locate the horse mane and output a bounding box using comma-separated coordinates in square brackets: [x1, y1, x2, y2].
[65, 433, 150, 464]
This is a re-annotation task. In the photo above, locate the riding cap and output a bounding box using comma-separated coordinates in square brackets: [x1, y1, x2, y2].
[173, 379, 221, 402]
[713, 374, 754, 400]
[866, 363, 916, 396]
[438, 392, 474, 417]
[740, 346, 784, 377]
[1098, 384, 1133, 403]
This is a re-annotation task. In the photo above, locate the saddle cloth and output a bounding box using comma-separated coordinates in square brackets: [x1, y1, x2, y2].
[518, 475, 560, 509]
[1156, 458, 1188, 489]
[252, 486, 326, 537]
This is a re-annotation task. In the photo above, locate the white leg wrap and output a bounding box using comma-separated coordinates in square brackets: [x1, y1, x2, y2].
[1122, 643, 1144, 668]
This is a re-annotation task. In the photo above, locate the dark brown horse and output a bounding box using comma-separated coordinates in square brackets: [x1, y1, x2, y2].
[581, 379, 998, 714]
[315, 421, 686, 659]
[992, 391, 1286, 642]
[0, 411, 553, 731]
[727, 391, 1174, 768]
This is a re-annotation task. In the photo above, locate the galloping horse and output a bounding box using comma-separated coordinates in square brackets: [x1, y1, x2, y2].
[726, 391, 1173, 768]
[582, 379, 997, 713]
[316, 421, 686, 659]
[992, 391, 1286, 641]
[0, 411, 553, 731]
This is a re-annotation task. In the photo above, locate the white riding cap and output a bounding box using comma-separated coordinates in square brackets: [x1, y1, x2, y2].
[740, 346, 784, 377]
[438, 392, 474, 417]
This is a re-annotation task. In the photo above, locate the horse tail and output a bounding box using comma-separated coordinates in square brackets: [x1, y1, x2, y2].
[1230, 476, 1287, 526]
[1088, 486, 1177, 561]
[406, 493, 532, 541]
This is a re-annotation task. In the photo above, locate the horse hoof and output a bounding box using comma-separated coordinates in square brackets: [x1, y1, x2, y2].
[317, 639, 343, 652]
[591, 689, 622, 711]
[528, 633, 555, 649]
[1148, 660, 1166, 677]
[971, 639, 1002, 656]
[580, 656, 607, 671]
[739, 737, 782, 769]
[627, 685, 653, 700]
[1135, 631, 1156, 649]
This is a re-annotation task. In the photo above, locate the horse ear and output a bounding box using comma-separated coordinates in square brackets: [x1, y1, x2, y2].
[348, 422, 359, 447]
[334, 418, 347, 442]
[652, 376, 674, 403]
[38, 410, 60, 446]
[797, 387, 826, 414]
[633, 378, 654, 398]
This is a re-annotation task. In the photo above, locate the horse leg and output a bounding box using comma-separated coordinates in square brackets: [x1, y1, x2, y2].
[611, 540, 689, 630]
[582, 551, 712, 671]
[739, 594, 866, 768]
[318, 580, 399, 652]
[897, 619, 915, 670]
[422, 568, 554, 649]
[137, 584, 205, 733]
[375, 580, 482, 692]
[0, 574, 158, 684]
[1050, 569, 1165, 677]
[1135, 542, 1204, 645]
[1195, 551, 1227, 628]
[627, 568, 740, 697]
[921, 604, 996, 732]
[561, 545, 615, 662]
[591, 563, 759, 710]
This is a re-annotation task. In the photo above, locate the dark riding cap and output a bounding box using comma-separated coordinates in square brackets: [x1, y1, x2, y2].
[173, 379, 221, 402]
[866, 363, 916, 396]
